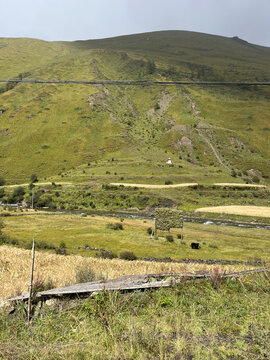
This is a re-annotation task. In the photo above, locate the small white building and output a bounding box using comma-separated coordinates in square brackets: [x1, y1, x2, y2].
[166, 157, 172, 165]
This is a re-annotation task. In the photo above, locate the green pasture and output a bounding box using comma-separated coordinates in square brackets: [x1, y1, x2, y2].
[2, 213, 270, 262]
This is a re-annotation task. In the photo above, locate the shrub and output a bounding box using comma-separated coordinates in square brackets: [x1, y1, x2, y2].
[106, 223, 123, 230]
[231, 169, 237, 177]
[119, 251, 137, 261]
[147, 227, 153, 235]
[9, 186, 25, 203]
[252, 176, 260, 183]
[55, 248, 67, 255]
[146, 60, 156, 74]
[36, 241, 54, 250]
[33, 274, 54, 293]
[165, 180, 173, 185]
[30, 174, 38, 183]
[166, 235, 174, 243]
[209, 243, 218, 249]
[98, 251, 117, 260]
[59, 241, 66, 248]
[0, 177, 5, 186]
[76, 266, 97, 283]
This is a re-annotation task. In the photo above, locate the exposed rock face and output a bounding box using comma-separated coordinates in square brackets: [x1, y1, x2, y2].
[147, 90, 175, 117]
[174, 136, 193, 149]
[229, 137, 246, 149]
[87, 85, 111, 108]
[247, 169, 262, 177]
[171, 125, 188, 132]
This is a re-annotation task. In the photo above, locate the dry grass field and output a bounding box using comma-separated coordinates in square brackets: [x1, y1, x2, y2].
[195, 205, 270, 218]
[0, 246, 249, 300]
[213, 183, 267, 188]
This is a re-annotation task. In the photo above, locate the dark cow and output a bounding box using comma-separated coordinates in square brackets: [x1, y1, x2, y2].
[191, 242, 200, 249]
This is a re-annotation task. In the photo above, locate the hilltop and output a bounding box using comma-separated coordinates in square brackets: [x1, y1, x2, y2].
[0, 30, 269, 184]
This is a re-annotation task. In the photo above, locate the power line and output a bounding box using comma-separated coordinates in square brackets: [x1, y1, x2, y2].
[0, 79, 270, 86]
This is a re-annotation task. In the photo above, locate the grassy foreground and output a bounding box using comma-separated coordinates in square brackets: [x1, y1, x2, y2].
[0, 274, 269, 359]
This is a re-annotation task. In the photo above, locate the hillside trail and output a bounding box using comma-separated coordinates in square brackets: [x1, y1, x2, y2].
[183, 92, 231, 172]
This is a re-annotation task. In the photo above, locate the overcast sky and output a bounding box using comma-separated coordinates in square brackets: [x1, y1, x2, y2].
[1, 0, 269, 46]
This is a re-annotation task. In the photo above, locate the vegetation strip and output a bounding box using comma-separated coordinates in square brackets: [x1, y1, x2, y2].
[8, 267, 269, 303]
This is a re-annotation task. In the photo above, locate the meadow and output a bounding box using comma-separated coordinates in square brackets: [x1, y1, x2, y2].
[2, 212, 270, 263]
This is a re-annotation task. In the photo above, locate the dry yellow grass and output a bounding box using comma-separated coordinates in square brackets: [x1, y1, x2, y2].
[0, 246, 249, 300]
[110, 183, 198, 188]
[213, 183, 266, 188]
[195, 205, 270, 218]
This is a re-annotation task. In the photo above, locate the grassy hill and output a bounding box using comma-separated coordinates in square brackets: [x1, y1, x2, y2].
[0, 31, 270, 184]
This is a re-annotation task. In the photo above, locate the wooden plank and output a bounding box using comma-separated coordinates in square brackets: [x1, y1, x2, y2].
[8, 268, 269, 303]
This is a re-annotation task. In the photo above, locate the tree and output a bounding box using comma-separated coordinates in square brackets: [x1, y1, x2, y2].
[8, 186, 25, 203]
[146, 60, 156, 74]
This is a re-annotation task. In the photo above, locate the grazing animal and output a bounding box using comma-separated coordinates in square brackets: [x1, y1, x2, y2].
[191, 242, 200, 249]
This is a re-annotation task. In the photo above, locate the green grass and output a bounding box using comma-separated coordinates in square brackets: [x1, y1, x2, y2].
[2, 213, 270, 262]
[0, 31, 270, 184]
[1, 274, 269, 359]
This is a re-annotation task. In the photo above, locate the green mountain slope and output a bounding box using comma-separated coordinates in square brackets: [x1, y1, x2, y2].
[0, 31, 269, 184]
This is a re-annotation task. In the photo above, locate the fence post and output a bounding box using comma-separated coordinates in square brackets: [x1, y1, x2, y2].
[154, 217, 158, 240]
[27, 239, 35, 322]
[180, 214, 184, 241]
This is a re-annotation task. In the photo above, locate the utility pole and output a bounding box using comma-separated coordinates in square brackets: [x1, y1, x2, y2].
[154, 217, 158, 240]
[180, 213, 184, 241]
[31, 188, 34, 209]
[27, 239, 35, 322]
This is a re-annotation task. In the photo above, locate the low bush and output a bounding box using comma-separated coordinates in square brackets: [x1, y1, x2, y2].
[119, 251, 137, 261]
[106, 223, 123, 230]
[33, 275, 55, 293]
[0, 177, 5, 186]
[76, 266, 97, 283]
[146, 227, 153, 235]
[36, 241, 54, 250]
[209, 243, 218, 249]
[166, 235, 174, 243]
[55, 248, 67, 255]
[98, 251, 117, 260]
[164, 180, 173, 185]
